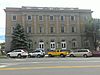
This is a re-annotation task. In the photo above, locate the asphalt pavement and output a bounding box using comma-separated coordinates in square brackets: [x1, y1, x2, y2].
[0, 57, 100, 75]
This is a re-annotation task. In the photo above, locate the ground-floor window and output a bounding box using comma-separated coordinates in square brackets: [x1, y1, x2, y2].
[39, 41, 44, 50]
[61, 40, 67, 49]
[61, 42, 66, 49]
[72, 39, 77, 48]
[50, 40, 56, 50]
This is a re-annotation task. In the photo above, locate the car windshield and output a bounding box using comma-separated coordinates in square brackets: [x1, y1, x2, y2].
[34, 50, 41, 52]
[71, 50, 78, 52]
[60, 50, 67, 52]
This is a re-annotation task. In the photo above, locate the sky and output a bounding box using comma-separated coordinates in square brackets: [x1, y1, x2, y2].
[0, 0, 100, 43]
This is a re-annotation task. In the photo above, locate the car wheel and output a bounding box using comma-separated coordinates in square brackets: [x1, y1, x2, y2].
[48, 54, 52, 57]
[37, 54, 41, 58]
[28, 55, 31, 58]
[17, 54, 21, 58]
[60, 54, 65, 57]
[7, 54, 10, 58]
[42, 55, 45, 57]
[83, 54, 88, 58]
[70, 54, 74, 57]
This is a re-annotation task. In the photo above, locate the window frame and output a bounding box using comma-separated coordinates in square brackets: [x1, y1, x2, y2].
[12, 15, 17, 21]
[50, 41, 56, 50]
[61, 26, 64, 33]
[61, 41, 67, 49]
[39, 16, 43, 21]
[70, 16, 75, 21]
[27, 15, 32, 21]
[72, 26, 76, 32]
[61, 16, 64, 21]
[50, 27, 54, 33]
[27, 26, 32, 33]
[50, 16, 54, 21]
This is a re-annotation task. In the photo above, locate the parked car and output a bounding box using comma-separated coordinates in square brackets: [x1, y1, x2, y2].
[7, 49, 28, 58]
[28, 49, 45, 58]
[47, 49, 70, 57]
[68, 49, 92, 58]
[92, 51, 100, 57]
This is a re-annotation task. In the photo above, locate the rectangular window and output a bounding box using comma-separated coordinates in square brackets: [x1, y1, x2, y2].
[72, 27, 76, 32]
[40, 27, 42, 33]
[27, 26, 31, 33]
[72, 27, 74, 32]
[27, 15, 32, 21]
[39, 16, 43, 20]
[61, 16, 64, 21]
[50, 16, 53, 20]
[28, 27, 31, 33]
[61, 26, 64, 33]
[70, 16, 75, 21]
[50, 27, 53, 33]
[12, 16, 16, 21]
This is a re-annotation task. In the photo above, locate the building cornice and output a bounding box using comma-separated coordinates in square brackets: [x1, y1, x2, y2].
[4, 6, 93, 13]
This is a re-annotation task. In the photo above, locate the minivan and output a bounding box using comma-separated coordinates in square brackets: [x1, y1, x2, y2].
[68, 49, 92, 57]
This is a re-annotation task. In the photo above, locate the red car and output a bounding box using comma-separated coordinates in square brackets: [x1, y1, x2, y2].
[92, 51, 100, 57]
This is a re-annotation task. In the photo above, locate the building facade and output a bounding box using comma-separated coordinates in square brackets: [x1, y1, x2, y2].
[4, 6, 93, 52]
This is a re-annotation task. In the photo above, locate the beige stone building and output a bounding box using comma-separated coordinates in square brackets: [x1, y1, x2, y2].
[4, 6, 93, 52]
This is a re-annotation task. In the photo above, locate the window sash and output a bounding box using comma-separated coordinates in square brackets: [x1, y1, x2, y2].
[27, 15, 32, 20]
[70, 16, 75, 21]
[50, 16, 53, 20]
[12, 16, 16, 21]
[39, 16, 43, 20]
[61, 26, 64, 33]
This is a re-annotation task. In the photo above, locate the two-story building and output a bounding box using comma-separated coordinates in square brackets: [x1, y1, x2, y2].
[4, 6, 93, 52]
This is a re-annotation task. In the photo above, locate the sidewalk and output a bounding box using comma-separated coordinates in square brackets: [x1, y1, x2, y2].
[0, 55, 7, 59]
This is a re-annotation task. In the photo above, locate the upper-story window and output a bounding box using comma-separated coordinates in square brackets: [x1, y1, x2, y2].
[70, 16, 75, 21]
[12, 15, 17, 21]
[39, 16, 43, 21]
[50, 27, 54, 33]
[50, 16, 54, 20]
[27, 26, 32, 33]
[27, 15, 32, 21]
[72, 27, 76, 32]
[61, 26, 64, 33]
[40, 27, 42, 33]
[61, 16, 64, 21]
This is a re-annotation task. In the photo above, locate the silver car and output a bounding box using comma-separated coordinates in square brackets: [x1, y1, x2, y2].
[69, 49, 92, 57]
[7, 49, 28, 58]
[28, 50, 45, 58]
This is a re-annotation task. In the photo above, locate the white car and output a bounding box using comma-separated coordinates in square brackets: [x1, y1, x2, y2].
[7, 49, 28, 58]
[28, 50, 45, 58]
[68, 49, 92, 58]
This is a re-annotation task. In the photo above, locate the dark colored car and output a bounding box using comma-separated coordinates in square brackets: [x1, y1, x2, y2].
[92, 51, 100, 57]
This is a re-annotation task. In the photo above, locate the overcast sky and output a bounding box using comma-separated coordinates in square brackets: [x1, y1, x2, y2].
[0, 0, 100, 43]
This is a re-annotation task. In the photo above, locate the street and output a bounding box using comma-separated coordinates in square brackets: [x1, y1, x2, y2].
[0, 57, 100, 75]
